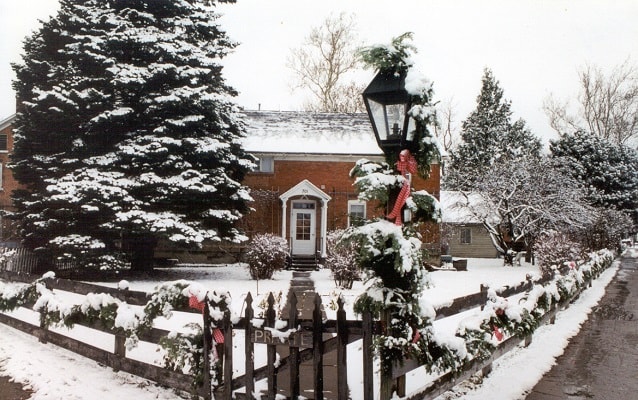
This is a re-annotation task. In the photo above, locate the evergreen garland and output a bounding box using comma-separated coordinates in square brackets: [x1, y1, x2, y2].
[0, 249, 614, 390]
[351, 33, 453, 375]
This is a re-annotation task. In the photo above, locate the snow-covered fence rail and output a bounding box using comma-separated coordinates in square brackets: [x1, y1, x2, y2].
[385, 251, 614, 400]
[0, 270, 209, 398]
[0, 249, 615, 400]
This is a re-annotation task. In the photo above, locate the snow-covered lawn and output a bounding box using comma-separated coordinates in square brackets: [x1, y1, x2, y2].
[0, 253, 629, 399]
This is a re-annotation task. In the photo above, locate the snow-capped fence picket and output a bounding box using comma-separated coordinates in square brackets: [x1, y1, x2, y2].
[0, 249, 615, 400]
[0, 246, 80, 275]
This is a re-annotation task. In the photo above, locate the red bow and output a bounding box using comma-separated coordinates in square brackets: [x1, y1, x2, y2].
[189, 295, 206, 313]
[387, 149, 417, 226]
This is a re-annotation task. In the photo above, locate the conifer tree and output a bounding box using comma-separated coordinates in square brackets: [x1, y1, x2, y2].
[11, 0, 252, 272]
[445, 68, 542, 190]
[550, 131, 638, 227]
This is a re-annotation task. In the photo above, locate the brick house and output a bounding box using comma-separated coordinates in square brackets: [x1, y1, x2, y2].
[0, 110, 441, 263]
[0, 115, 21, 243]
[238, 110, 441, 263]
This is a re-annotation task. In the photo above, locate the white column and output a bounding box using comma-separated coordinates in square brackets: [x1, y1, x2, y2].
[281, 199, 288, 241]
[320, 198, 329, 258]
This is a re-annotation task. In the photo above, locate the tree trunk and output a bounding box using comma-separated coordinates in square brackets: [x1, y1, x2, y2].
[123, 235, 157, 273]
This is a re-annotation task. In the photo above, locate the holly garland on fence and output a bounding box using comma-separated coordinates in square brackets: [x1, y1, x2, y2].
[456, 249, 614, 361]
[0, 249, 615, 389]
[0, 275, 231, 390]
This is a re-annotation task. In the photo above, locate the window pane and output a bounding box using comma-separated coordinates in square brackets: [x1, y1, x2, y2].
[296, 213, 311, 240]
[348, 202, 366, 227]
[259, 156, 274, 173]
[460, 228, 471, 244]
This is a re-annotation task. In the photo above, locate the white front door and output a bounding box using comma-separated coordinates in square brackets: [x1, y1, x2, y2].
[291, 201, 316, 255]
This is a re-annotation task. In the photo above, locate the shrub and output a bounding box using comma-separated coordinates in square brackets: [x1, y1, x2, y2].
[325, 229, 361, 289]
[534, 231, 583, 275]
[244, 233, 289, 280]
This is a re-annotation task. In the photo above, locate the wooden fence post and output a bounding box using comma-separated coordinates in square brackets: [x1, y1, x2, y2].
[313, 294, 324, 400]
[362, 310, 374, 400]
[524, 334, 533, 347]
[244, 292, 254, 398]
[337, 296, 348, 400]
[266, 293, 277, 400]
[288, 293, 300, 399]
[202, 296, 212, 400]
[38, 314, 48, 344]
[379, 310, 393, 400]
[222, 308, 233, 400]
[113, 333, 126, 372]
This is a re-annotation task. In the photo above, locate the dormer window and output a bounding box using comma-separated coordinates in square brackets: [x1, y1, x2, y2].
[258, 156, 274, 173]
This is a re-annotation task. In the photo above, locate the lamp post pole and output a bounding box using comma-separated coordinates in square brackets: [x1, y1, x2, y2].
[362, 70, 414, 398]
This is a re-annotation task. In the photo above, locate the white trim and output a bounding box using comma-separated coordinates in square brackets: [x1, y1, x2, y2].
[280, 179, 331, 203]
[279, 180, 331, 258]
[0, 114, 16, 131]
[250, 152, 385, 163]
[290, 200, 317, 255]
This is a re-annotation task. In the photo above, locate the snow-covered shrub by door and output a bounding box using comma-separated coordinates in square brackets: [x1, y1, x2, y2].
[325, 229, 360, 289]
[245, 234, 289, 280]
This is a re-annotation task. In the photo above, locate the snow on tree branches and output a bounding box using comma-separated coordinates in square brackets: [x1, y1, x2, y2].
[11, 0, 254, 271]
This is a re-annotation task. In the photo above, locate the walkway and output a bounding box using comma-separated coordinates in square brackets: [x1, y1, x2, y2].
[271, 270, 337, 400]
[526, 253, 638, 399]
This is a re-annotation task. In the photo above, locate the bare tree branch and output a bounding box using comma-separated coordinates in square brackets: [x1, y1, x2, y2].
[544, 60, 638, 144]
[286, 12, 365, 113]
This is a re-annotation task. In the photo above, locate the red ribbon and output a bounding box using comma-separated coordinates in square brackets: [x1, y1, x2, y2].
[189, 295, 206, 313]
[387, 149, 417, 226]
[492, 324, 504, 341]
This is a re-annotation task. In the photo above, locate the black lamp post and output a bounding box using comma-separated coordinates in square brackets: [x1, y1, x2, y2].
[362, 70, 416, 156]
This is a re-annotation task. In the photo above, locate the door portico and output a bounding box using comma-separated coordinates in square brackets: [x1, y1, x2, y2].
[279, 179, 331, 258]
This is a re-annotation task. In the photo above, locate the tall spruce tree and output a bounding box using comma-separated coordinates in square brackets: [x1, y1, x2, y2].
[550, 131, 638, 227]
[11, 0, 253, 272]
[445, 68, 542, 190]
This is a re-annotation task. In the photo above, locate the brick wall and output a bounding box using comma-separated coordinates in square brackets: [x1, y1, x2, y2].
[0, 118, 23, 241]
[242, 156, 441, 255]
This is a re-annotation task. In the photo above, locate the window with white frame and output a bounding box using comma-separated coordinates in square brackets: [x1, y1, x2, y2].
[460, 227, 472, 244]
[257, 156, 274, 173]
[348, 200, 366, 227]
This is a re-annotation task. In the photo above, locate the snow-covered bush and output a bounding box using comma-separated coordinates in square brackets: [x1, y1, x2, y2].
[534, 232, 583, 275]
[244, 234, 289, 280]
[325, 229, 360, 289]
[0, 249, 16, 270]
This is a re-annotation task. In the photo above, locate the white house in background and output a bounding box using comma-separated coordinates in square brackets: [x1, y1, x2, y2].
[440, 191, 499, 258]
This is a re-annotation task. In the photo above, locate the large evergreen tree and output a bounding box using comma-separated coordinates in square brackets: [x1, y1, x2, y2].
[11, 0, 253, 272]
[550, 131, 638, 227]
[445, 68, 542, 190]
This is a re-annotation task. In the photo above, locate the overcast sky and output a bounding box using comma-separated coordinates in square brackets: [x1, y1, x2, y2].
[2, 0, 637, 144]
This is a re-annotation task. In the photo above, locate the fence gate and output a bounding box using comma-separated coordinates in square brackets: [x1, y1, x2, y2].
[211, 292, 375, 400]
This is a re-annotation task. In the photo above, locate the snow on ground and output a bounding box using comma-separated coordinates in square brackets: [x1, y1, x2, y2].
[0, 253, 630, 400]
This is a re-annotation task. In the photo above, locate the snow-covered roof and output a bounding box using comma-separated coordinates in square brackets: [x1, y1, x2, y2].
[240, 110, 382, 156]
[440, 191, 499, 224]
[0, 114, 16, 131]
